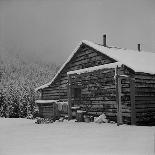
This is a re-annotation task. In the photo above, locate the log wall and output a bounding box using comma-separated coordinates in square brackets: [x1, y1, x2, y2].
[69, 66, 131, 124]
[41, 43, 115, 100]
[39, 42, 155, 125]
[135, 73, 155, 125]
[120, 78, 132, 124]
[70, 68, 116, 121]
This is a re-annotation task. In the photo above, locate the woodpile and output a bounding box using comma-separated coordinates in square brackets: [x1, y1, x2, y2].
[35, 118, 54, 124]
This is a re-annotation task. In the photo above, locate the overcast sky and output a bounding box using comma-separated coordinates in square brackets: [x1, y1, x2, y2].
[0, 0, 155, 64]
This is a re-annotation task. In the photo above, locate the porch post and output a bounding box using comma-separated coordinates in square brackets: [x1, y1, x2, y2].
[115, 66, 123, 125]
[130, 77, 136, 125]
[67, 74, 72, 120]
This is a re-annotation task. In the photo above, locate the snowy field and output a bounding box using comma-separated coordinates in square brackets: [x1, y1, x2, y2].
[0, 118, 155, 155]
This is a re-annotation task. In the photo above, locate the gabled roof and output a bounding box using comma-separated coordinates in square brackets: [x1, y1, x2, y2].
[85, 40, 155, 74]
[35, 40, 155, 91]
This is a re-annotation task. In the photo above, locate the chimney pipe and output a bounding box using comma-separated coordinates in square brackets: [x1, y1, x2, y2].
[103, 34, 106, 47]
[138, 44, 141, 52]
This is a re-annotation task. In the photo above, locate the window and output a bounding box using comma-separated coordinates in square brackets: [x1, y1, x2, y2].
[73, 88, 81, 98]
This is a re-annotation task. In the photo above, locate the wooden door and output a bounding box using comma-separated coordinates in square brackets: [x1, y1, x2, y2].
[42, 105, 54, 118]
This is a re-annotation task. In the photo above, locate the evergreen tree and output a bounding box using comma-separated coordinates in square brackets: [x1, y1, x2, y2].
[0, 50, 58, 118]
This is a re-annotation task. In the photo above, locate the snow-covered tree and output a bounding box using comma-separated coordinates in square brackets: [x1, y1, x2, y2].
[0, 50, 59, 118]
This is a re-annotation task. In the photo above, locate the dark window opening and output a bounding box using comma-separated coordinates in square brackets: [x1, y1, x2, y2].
[73, 88, 81, 98]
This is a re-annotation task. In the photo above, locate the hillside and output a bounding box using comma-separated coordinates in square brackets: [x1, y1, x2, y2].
[0, 48, 59, 117]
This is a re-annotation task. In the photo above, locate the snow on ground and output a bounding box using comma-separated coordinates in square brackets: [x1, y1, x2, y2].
[0, 118, 155, 155]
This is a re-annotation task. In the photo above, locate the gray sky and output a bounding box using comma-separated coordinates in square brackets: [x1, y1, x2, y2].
[0, 0, 155, 64]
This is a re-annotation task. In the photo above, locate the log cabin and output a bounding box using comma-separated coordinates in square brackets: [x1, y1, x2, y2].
[35, 35, 155, 125]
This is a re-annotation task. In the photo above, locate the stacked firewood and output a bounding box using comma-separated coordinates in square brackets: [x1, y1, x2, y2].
[35, 117, 54, 124]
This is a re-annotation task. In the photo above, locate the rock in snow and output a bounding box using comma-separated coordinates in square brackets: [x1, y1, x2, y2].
[94, 113, 108, 123]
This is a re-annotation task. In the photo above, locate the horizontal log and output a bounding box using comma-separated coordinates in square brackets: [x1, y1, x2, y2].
[72, 73, 115, 80]
[76, 48, 94, 57]
[135, 83, 155, 87]
[43, 90, 67, 94]
[135, 93, 155, 97]
[135, 74, 155, 80]
[135, 100, 155, 104]
[136, 111, 155, 117]
[70, 54, 103, 65]
[136, 108, 155, 112]
[136, 104, 155, 109]
[43, 88, 66, 93]
[135, 80, 155, 84]
[136, 88, 155, 92]
[92, 100, 116, 105]
[121, 84, 130, 88]
[135, 96, 155, 101]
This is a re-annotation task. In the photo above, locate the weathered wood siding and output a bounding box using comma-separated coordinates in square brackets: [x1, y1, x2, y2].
[135, 73, 155, 125]
[120, 66, 135, 124]
[69, 66, 132, 124]
[120, 77, 135, 124]
[70, 68, 116, 120]
[41, 43, 115, 100]
[37, 103, 59, 119]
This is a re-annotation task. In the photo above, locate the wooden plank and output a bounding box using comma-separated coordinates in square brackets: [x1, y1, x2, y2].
[43, 91, 66, 95]
[52, 103, 56, 120]
[136, 87, 155, 92]
[115, 66, 123, 125]
[68, 74, 72, 120]
[118, 77, 123, 124]
[130, 77, 136, 125]
[67, 56, 112, 70]
[136, 108, 155, 112]
[70, 53, 100, 64]
[135, 74, 155, 80]
[136, 102, 155, 108]
[135, 96, 155, 101]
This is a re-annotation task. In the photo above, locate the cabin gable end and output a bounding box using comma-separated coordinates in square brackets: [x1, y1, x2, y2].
[41, 43, 117, 100]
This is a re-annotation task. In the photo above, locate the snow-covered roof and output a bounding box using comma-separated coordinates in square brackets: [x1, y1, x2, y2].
[67, 62, 122, 75]
[35, 40, 155, 91]
[35, 100, 58, 104]
[84, 40, 155, 75]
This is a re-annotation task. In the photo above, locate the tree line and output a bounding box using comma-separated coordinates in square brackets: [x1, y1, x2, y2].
[0, 51, 59, 118]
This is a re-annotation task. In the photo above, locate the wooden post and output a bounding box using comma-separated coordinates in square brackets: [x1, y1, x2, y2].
[130, 77, 136, 125]
[115, 66, 123, 126]
[59, 76, 61, 101]
[68, 74, 72, 120]
[53, 102, 56, 121]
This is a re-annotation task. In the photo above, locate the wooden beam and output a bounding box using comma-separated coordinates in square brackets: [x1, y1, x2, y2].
[59, 76, 61, 101]
[53, 103, 56, 121]
[118, 77, 123, 125]
[130, 77, 136, 125]
[68, 74, 72, 120]
[115, 66, 123, 125]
